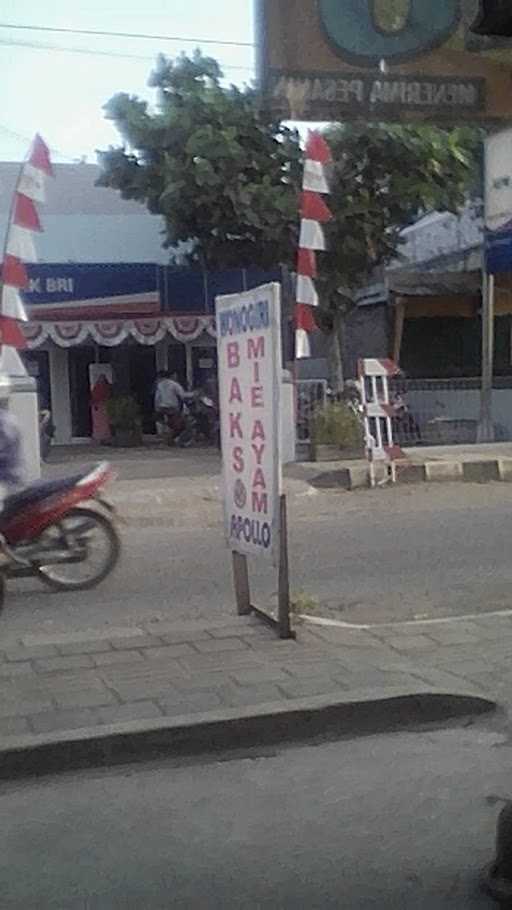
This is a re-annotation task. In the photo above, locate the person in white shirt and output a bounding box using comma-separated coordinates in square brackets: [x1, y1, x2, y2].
[155, 372, 185, 411]
[154, 372, 186, 442]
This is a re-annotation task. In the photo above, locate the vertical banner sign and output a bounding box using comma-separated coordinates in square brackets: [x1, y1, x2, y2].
[485, 128, 512, 274]
[216, 283, 282, 564]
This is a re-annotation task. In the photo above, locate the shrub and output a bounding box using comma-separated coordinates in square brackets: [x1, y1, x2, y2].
[312, 401, 363, 450]
[106, 395, 141, 432]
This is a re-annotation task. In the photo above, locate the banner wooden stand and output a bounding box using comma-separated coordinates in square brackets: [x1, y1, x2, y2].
[217, 283, 293, 641]
[232, 494, 295, 640]
[232, 551, 251, 617]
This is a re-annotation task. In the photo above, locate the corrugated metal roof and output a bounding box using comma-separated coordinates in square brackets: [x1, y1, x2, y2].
[387, 270, 481, 296]
[354, 283, 388, 307]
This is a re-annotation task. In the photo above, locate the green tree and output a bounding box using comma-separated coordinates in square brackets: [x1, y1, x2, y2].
[97, 51, 302, 270]
[97, 53, 481, 388]
[318, 122, 482, 389]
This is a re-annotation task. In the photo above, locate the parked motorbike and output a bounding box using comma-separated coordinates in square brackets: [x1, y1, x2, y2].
[156, 407, 186, 446]
[344, 381, 422, 448]
[0, 461, 120, 610]
[176, 393, 219, 448]
[390, 393, 422, 446]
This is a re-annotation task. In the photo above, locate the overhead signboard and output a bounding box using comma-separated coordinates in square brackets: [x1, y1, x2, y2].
[257, 0, 512, 122]
[485, 128, 512, 274]
[23, 263, 160, 319]
[216, 283, 282, 564]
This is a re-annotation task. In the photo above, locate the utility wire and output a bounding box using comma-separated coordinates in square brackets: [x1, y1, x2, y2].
[0, 36, 151, 61]
[0, 36, 255, 71]
[0, 21, 255, 48]
[0, 123, 76, 160]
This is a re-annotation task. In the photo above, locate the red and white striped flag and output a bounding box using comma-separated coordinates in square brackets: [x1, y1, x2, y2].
[295, 131, 333, 359]
[0, 134, 53, 351]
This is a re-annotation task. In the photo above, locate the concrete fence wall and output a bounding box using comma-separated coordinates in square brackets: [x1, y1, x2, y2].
[397, 384, 512, 443]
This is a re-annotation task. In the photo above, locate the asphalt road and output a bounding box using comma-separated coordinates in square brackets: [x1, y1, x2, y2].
[3, 481, 512, 638]
[0, 722, 506, 908]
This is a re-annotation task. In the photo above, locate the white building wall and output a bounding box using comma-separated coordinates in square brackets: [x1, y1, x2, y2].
[49, 348, 72, 445]
[394, 203, 484, 270]
[0, 213, 169, 265]
[10, 380, 41, 482]
[281, 372, 296, 464]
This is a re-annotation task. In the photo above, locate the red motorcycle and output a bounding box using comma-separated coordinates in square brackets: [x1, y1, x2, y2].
[0, 462, 120, 610]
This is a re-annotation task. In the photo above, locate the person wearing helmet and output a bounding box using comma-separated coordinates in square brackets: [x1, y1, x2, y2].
[0, 375, 24, 508]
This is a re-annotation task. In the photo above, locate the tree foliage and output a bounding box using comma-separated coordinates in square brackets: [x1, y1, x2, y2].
[97, 52, 302, 270]
[97, 52, 482, 382]
[316, 121, 482, 332]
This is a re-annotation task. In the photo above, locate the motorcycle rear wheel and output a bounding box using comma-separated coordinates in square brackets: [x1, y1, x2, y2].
[36, 507, 120, 592]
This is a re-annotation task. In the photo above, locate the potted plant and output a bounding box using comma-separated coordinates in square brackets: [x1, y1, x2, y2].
[311, 401, 364, 462]
[106, 395, 142, 447]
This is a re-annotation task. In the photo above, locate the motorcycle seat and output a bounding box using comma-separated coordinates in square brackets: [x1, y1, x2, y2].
[1, 470, 90, 522]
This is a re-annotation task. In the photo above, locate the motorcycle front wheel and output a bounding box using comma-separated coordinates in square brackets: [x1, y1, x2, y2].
[37, 507, 120, 592]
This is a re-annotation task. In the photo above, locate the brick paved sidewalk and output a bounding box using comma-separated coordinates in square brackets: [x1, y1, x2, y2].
[0, 609, 509, 750]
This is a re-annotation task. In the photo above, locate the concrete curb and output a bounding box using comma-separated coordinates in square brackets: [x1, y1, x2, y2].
[395, 463, 427, 485]
[424, 461, 464, 483]
[311, 458, 512, 490]
[463, 460, 501, 483]
[498, 458, 512, 482]
[0, 688, 496, 781]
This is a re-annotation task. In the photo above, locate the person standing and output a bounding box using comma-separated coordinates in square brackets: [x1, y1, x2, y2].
[154, 371, 186, 443]
[90, 370, 113, 444]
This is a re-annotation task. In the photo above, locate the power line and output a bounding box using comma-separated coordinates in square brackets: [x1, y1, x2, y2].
[0, 36, 151, 62]
[0, 21, 255, 48]
[0, 123, 76, 160]
[0, 36, 255, 71]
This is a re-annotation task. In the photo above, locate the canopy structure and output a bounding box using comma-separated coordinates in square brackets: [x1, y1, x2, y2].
[388, 269, 481, 298]
[22, 314, 217, 349]
[387, 269, 512, 364]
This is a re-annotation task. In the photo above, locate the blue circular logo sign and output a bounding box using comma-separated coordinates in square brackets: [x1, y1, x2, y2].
[234, 479, 247, 510]
[319, 0, 460, 67]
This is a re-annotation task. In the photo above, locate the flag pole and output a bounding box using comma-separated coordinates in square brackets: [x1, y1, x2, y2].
[0, 141, 31, 318]
[478, 135, 495, 443]
[0, 134, 52, 365]
[478, 269, 495, 442]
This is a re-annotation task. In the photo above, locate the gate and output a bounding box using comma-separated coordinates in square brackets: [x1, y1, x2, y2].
[296, 379, 328, 445]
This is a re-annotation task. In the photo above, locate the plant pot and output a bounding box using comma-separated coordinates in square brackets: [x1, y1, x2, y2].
[112, 430, 142, 448]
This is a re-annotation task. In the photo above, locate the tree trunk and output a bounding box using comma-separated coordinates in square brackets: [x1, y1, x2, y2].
[328, 311, 345, 397]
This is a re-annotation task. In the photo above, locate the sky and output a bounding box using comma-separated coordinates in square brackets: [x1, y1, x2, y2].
[0, 0, 255, 162]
